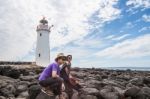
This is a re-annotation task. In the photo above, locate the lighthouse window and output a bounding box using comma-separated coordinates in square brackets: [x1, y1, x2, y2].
[39, 53, 41, 57]
[40, 33, 42, 36]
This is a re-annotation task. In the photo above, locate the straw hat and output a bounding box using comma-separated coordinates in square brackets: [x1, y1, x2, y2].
[55, 53, 66, 61]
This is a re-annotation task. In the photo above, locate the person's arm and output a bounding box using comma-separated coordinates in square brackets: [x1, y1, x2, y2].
[51, 64, 59, 78]
[65, 66, 69, 75]
[52, 71, 59, 78]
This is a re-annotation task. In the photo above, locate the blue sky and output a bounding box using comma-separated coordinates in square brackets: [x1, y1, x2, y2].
[0, 0, 150, 67]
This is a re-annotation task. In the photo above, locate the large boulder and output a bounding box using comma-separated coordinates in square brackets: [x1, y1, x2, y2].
[36, 91, 56, 99]
[15, 81, 30, 96]
[100, 86, 122, 99]
[0, 76, 17, 97]
[19, 75, 38, 82]
[82, 88, 99, 96]
[0, 96, 6, 99]
[102, 79, 125, 89]
[85, 79, 102, 89]
[124, 86, 140, 97]
[16, 84, 28, 92]
[28, 85, 41, 99]
[79, 95, 97, 99]
[129, 77, 143, 86]
[17, 91, 29, 98]
[113, 86, 125, 97]
[143, 77, 150, 84]
[0, 66, 21, 79]
[101, 92, 119, 99]
[133, 90, 146, 99]
[71, 71, 87, 79]
[141, 87, 150, 98]
[0, 86, 15, 97]
[116, 74, 131, 81]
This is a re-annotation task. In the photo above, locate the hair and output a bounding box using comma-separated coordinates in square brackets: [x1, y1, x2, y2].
[55, 57, 60, 62]
[55, 56, 67, 62]
[67, 55, 72, 60]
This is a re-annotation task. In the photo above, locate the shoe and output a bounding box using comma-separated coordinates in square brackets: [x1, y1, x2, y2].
[41, 87, 54, 96]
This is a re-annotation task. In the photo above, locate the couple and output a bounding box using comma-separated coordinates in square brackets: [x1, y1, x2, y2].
[37, 53, 81, 99]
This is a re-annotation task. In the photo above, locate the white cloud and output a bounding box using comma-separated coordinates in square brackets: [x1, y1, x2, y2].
[96, 34, 150, 58]
[125, 22, 135, 28]
[0, 0, 121, 61]
[105, 35, 116, 39]
[142, 14, 150, 22]
[126, 0, 150, 14]
[126, 0, 150, 9]
[98, 0, 121, 23]
[126, 8, 139, 14]
[126, 22, 132, 26]
[139, 26, 150, 32]
[112, 34, 130, 41]
[74, 37, 102, 48]
[105, 34, 130, 41]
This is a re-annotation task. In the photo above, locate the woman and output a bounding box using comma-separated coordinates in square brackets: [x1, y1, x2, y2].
[60, 55, 81, 99]
[37, 53, 66, 99]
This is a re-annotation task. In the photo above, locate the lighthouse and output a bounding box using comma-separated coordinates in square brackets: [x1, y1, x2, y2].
[36, 17, 53, 66]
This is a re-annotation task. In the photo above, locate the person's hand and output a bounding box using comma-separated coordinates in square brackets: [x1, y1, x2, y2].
[75, 80, 79, 84]
[56, 75, 60, 78]
[69, 74, 73, 78]
[75, 78, 80, 84]
[61, 83, 65, 91]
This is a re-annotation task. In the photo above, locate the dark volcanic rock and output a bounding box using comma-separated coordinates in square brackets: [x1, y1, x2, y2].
[134, 90, 146, 99]
[82, 88, 99, 95]
[129, 77, 143, 86]
[101, 92, 119, 99]
[0, 65, 150, 99]
[36, 91, 56, 99]
[19, 75, 38, 82]
[28, 85, 41, 99]
[124, 86, 140, 97]
[0, 66, 20, 79]
[71, 71, 87, 79]
[99, 85, 124, 99]
[79, 94, 97, 99]
[0, 96, 6, 99]
[0, 66, 43, 99]
[141, 87, 150, 98]
[0, 85, 16, 97]
[143, 76, 150, 84]
[85, 79, 102, 89]
[16, 84, 28, 92]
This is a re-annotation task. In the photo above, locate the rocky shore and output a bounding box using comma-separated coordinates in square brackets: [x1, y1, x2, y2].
[0, 65, 150, 99]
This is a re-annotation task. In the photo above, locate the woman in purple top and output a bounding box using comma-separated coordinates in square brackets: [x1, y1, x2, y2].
[38, 53, 66, 97]
[38, 62, 61, 81]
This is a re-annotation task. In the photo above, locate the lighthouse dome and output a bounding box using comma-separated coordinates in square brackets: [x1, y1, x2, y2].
[40, 17, 48, 25]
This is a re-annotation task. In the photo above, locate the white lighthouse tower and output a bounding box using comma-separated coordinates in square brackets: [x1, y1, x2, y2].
[36, 17, 53, 66]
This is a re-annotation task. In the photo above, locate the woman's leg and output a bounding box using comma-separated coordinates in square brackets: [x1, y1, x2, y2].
[39, 77, 63, 95]
[64, 82, 73, 99]
[39, 78, 57, 87]
[36, 91, 56, 99]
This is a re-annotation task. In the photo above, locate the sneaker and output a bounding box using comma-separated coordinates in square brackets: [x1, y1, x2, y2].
[41, 87, 54, 96]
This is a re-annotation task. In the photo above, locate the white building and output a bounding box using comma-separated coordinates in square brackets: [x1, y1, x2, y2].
[36, 18, 53, 66]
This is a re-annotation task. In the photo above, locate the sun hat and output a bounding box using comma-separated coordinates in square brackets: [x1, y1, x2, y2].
[55, 53, 66, 61]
